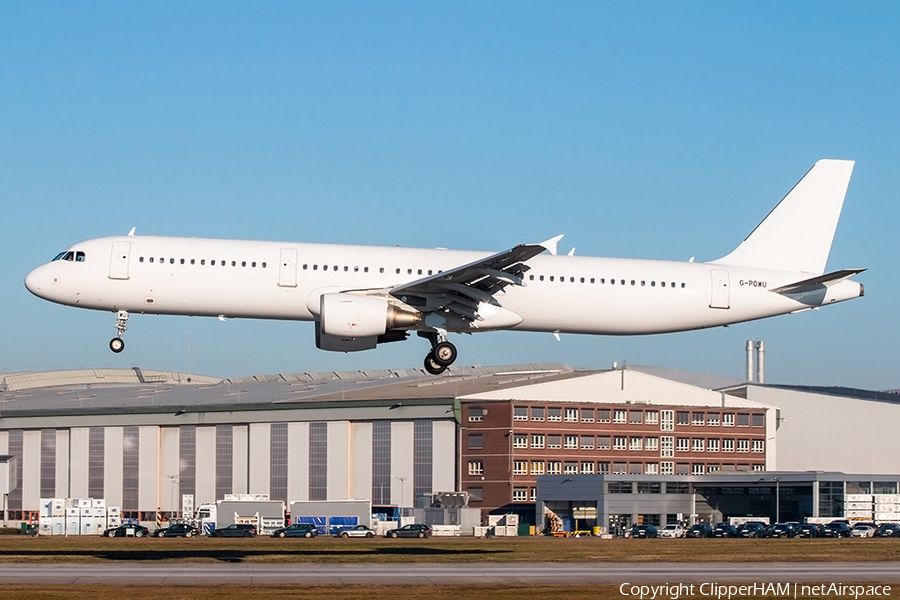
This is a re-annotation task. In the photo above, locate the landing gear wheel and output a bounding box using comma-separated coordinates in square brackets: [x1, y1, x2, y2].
[424, 354, 447, 375]
[110, 338, 125, 353]
[432, 341, 457, 367]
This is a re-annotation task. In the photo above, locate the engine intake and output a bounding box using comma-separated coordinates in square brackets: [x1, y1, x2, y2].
[319, 293, 420, 338]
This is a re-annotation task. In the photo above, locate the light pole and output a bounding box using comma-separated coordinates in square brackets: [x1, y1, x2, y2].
[166, 475, 179, 520]
[775, 477, 781, 524]
[396, 476, 407, 519]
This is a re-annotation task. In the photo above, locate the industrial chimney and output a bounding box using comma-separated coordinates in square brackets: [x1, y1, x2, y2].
[745, 340, 765, 383]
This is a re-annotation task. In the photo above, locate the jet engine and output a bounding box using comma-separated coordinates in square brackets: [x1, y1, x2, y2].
[316, 293, 420, 352]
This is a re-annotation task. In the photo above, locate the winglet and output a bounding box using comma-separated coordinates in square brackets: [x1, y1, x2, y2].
[540, 235, 564, 256]
[127, 227, 136, 237]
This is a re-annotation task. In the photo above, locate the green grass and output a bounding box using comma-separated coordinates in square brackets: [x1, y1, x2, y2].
[2, 535, 900, 563]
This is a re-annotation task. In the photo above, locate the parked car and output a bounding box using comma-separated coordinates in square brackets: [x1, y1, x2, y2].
[737, 522, 768, 538]
[385, 524, 432, 538]
[875, 523, 900, 538]
[713, 523, 738, 538]
[770, 522, 800, 538]
[821, 521, 852, 538]
[335, 524, 376, 538]
[629, 524, 658, 539]
[211, 524, 257, 538]
[686, 524, 712, 538]
[271, 523, 318, 538]
[658, 524, 685, 538]
[797, 523, 822, 538]
[103, 524, 150, 538]
[154, 523, 200, 538]
[850, 523, 877, 538]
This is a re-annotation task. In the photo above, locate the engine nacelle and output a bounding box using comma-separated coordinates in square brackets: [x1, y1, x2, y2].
[319, 293, 421, 338]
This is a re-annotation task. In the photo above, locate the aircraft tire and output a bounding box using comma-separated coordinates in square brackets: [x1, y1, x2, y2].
[432, 341, 457, 366]
[109, 338, 125, 353]
[424, 354, 447, 375]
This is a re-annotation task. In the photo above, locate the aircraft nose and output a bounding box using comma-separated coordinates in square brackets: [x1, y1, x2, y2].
[25, 265, 49, 297]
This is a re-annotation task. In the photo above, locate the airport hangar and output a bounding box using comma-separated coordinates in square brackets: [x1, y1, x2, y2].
[0, 364, 898, 527]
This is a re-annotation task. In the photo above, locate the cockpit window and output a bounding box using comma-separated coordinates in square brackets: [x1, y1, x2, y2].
[52, 251, 85, 262]
[75, 251, 85, 262]
[52, 252, 66, 261]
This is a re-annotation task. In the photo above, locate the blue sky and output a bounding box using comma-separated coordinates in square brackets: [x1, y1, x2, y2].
[1, 2, 897, 388]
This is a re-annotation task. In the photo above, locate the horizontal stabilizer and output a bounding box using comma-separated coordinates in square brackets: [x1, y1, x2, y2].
[770, 268, 866, 294]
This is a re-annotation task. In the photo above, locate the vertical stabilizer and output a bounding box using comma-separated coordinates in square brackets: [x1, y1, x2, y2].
[710, 159, 854, 274]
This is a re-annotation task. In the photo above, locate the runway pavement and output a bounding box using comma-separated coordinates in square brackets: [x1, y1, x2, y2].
[0, 562, 898, 585]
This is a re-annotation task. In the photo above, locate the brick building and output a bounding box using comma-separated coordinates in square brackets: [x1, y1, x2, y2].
[459, 368, 771, 518]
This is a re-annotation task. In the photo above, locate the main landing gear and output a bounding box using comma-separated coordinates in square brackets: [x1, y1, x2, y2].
[109, 310, 129, 353]
[421, 332, 458, 375]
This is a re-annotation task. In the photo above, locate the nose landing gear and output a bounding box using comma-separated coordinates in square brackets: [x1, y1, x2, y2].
[110, 310, 129, 353]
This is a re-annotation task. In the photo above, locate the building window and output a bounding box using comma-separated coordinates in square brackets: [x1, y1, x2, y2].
[40, 429, 56, 499]
[676, 438, 689, 452]
[468, 434, 483, 450]
[707, 413, 720, 426]
[660, 462, 674, 475]
[548, 435, 561, 449]
[613, 410, 627, 424]
[752, 414, 765, 427]
[707, 439, 719, 452]
[608, 481, 631, 494]
[513, 461, 528, 475]
[645, 411, 658, 425]
[612, 463, 627, 474]
[564, 435, 578, 449]
[270, 423, 289, 503]
[752, 464, 764, 472]
[548, 407, 562, 422]
[645, 437, 658, 452]
[752, 440, 764, 453]
[644, 463, 659, 475]
[468, 487, 484, 502]
[372, 421, 391, 505]
[692, 464, 705, 475]
[630, 437, 643, 451]
[514, 406, 528, 421]
[597, 436, 611, 450]
[723, 413, 735, 427]
[613, 436, 627, 450]
[468, 407, 484, 422]
[598, 409, 611, 423]
[660, 410, 674, 431]
[531, 434, 545, 449]
[737, 439, 749, 453]
[89, 427, 106, 500]
[692, 438, 704, 452]
[564, 462, 579, 475]
[530, 488, 537, 502]
[581, 408, 594, 423]
[581, 462, 595, 474]
[513, 434, 528, 449]
[413, 420, 433, 498]
[737, 413, 750, 427]
[565, 408, 578, 422]
[707, 464, 720, 474]
[513, 488, 528, 502]
[676, 411, 689, 426]
[628, 463, 643, 475]
[629, 410, 643, 424]
[692, 412, 705, 426]
[548, 462, 561, 475]
[122, 426, 140, 511]
[581, 435, 594, 450]
[216, 425, 233, 501]
[531, 407, 544, 421]
[660, 436, 674, 457]
[531, 461, 544, 475]
[309, 422, 328, 501]
[468, 461, 483, 476]
[722, 439, 735, 453]
[599, 462, 611, 474]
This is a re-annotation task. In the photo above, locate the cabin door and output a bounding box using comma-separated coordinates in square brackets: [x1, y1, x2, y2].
[710, 269, 730, 309]
[109, 241, 131, 280]
[278, 248, 298, 288]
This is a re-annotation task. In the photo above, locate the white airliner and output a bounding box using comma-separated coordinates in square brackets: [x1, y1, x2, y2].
[25, 159, 864, 374]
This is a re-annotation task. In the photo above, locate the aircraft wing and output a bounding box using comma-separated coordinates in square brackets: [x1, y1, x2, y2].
[388, 236, 561, 321]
